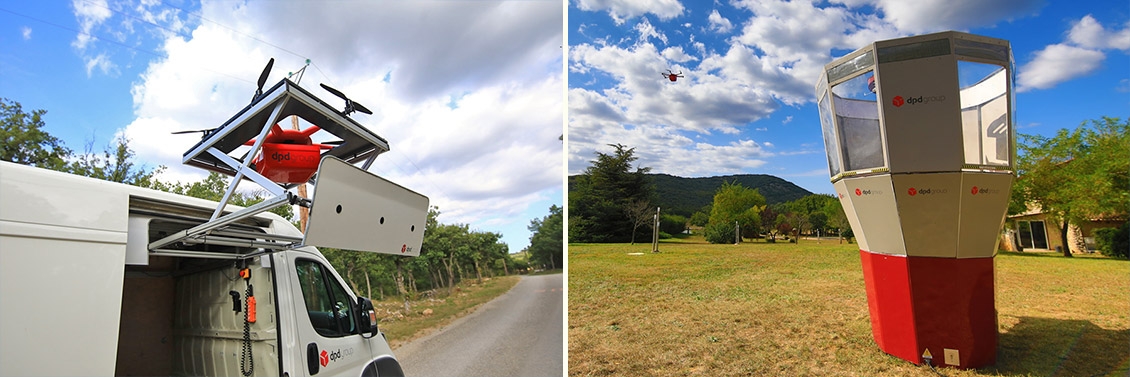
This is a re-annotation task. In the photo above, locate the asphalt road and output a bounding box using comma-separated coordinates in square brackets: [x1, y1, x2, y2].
[395, 274, 564, 377]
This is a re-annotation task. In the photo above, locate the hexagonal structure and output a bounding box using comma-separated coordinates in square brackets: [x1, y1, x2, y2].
[815, 31, 1015, 369]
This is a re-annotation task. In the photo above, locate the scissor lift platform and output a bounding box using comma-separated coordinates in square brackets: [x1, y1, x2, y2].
[148, 78, 427, 259]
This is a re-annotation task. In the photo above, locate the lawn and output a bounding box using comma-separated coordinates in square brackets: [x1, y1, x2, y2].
[567, 236, 1129, 376]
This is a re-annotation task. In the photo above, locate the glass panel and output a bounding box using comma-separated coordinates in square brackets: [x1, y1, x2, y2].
[877, 38, 951, 63]
[818, 91, 842, 178]
[1030, 221, 1049, 249]
[296, 259, 356, 337]
[958, 60, 1010, 167]
[955, 38, 1009, 63]
[1017, 221, 1033, 249]
[831, 71, 884, 172]
[828, 50, 874, 84]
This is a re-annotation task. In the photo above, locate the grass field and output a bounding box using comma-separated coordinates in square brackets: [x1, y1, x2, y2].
[568, 236, 1129, 376]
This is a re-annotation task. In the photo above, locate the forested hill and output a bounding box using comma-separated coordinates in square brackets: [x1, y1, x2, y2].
[569, 173, 813, 218]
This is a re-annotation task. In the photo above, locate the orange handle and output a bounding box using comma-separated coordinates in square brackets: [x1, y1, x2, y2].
[247, 295, 257, 323]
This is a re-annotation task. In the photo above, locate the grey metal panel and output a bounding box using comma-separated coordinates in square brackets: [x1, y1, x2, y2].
[172, 263, 279, 377]
[892, 173, 962, 258]
[304, 156, 429, 257]
[833, 180, 868, 250]
[843, 175, 906, 255]
[878, 54, 963, 174]
[958, 173, 1013, 258]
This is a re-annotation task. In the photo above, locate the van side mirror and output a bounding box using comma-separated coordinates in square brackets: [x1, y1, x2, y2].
[356, 297, 378, 338]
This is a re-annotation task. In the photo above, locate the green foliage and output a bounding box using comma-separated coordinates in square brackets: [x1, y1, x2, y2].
[659, 213, 687, 235]
[1, 98, 163, 186]
[1094, 222, 1129, 259]
[706, 181, 764, 243]
[568, 144, 655, 243]
[689, 211, 709, 227]
[1014, 117, 1130, 256]
[528, 205, 563, 269]
[570, 173, 813, 218]
[150, 172, 293, 220]
[67, 136, 164, 186]
[703, 221, 737, 244]
[0, 98, 70, 170]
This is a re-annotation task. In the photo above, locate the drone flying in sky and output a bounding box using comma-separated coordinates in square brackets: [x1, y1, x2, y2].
[662, 69, 684, 82]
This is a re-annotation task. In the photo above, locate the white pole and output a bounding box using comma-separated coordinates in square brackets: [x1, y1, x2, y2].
[652, 207, 660, 253]
[735, 220, 740, 245]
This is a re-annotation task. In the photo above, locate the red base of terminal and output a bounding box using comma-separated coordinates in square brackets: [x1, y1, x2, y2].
[859, 250, 997, 369]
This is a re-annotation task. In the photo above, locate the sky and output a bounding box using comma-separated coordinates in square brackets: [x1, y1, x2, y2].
[0, 0, 564, 254]
[567, 0, 1130, 196]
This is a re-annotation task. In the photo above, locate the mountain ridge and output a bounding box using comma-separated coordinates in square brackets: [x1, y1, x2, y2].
[568, 173, 814, 218]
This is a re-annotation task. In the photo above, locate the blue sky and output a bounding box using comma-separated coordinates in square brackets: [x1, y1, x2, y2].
[567, 0, 1129, 195]
[0, 0, 563, 254]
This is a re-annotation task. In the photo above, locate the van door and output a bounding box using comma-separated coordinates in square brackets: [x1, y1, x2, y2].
[289, 256, 372, 376]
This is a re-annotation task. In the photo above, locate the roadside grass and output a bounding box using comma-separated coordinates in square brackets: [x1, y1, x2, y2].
[375, 275, 521, 348]
[568, 236, 1129, 377]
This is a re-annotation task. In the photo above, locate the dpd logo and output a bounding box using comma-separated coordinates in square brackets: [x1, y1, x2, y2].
[320, 349, 345, 367]
[971, 186, 999, 195]
[855, 188, 882, 196]
[892, 94, 946, 107]
[271, 151, 291, 162]
[907, 187, 948, 196]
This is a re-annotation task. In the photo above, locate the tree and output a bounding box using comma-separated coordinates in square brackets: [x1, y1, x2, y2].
[68, 135, 164, 187]
[1013, 117, 1130, 257]
[705, 181, 765, 244]
[528, 205, 563, 270]
[1, 98, 70, 170]
[625, 199, 654, 244]
[659, 213, 688, 235]
[568, 144, 654, 242]
[689, 211, 709, 227]
[824, 200, 851, 243]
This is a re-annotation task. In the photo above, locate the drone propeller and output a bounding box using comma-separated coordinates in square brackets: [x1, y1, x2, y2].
[172, 127, 219, 136]
[320, 83, 373, 116]
[253, 58, 275, 102]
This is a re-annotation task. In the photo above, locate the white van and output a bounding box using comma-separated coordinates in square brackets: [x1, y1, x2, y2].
[0, 159, 411, 376]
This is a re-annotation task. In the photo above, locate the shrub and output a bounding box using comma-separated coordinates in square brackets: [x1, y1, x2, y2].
[704, 221, 738, 244]
[1095, 222, 1129, 259]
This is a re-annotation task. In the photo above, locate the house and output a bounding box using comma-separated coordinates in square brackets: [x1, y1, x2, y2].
[1001, 206, 1127, 254]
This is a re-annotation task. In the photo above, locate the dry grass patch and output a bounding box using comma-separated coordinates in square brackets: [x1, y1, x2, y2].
[568, 238, 1129, 377]
[375, 275, 521, 348]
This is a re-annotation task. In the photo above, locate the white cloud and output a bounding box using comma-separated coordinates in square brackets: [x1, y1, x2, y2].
[634, 17, 669, 45]
[21, 27, 31, 40]
[1018, 15, 1129, 92]
[567, 118, 771, 178]
[661, 46, 696, 62]
[782, 115, 793, 124]
[1017, 44, 1104, 92]
[845, 0, 1044, 34]
[1068, 15, 1130, 51]
[117, 0, 561, 251]
[575, 0, 686, 25]
[84, 53, 115, 77]
[708, 9, 733, 34]
[71, 0, 112, 50]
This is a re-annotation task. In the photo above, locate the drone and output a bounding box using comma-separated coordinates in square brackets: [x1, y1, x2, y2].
[662, 69, 684, 82]
[240, 123, 343, 183]
[172, 57, 366, 184]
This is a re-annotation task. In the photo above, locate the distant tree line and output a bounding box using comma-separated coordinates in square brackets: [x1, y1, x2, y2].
[1, 97, 556, 300]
